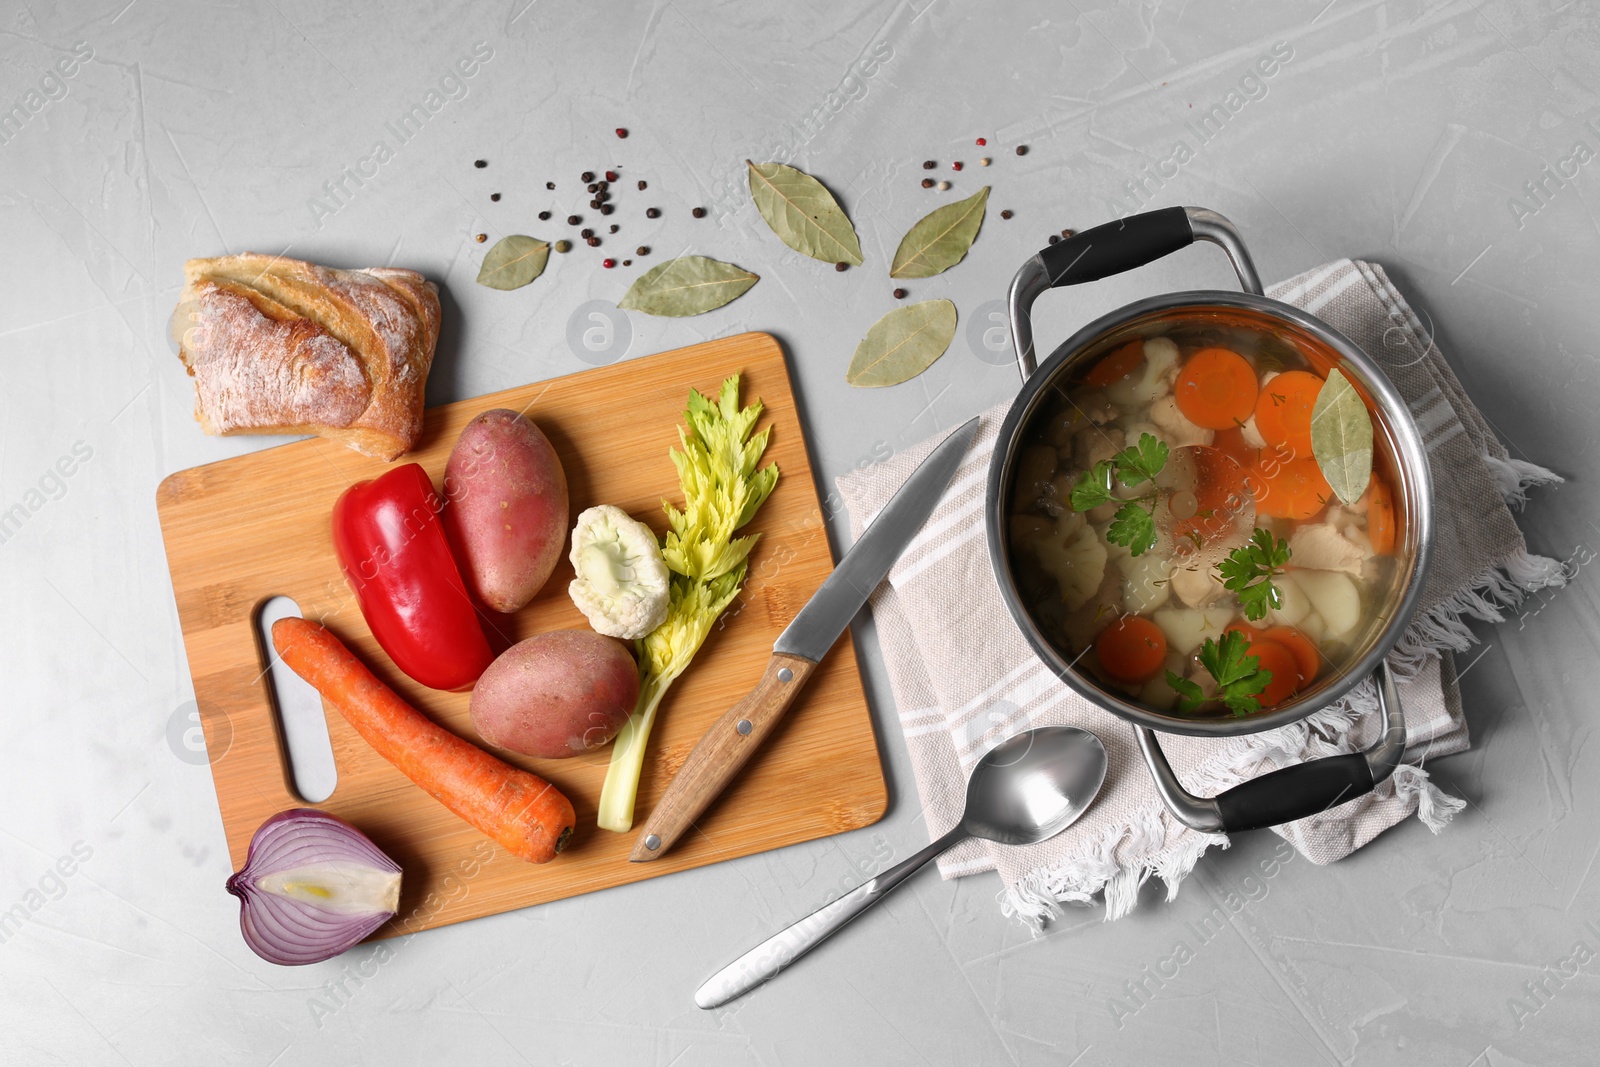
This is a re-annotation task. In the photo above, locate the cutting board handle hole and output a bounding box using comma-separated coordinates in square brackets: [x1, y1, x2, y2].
[256, 596, 338, 803]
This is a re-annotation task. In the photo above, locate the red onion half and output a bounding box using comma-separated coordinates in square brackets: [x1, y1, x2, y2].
[226, 809, 401, 966]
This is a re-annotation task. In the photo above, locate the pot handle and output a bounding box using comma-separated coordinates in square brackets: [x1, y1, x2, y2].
[1134, 660, 1408, 835]
[1007, 206, 1264, 382]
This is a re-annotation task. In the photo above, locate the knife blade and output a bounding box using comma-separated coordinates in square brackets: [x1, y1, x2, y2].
[629, 416, 981, 862]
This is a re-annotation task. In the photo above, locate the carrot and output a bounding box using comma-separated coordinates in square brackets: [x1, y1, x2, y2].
[1211, 426, 1258, 469]
[1172, 446, 1250, 546]
[271, 617, 576, 863]
[1245, 639, 1301, 707]
[1095, 616, 1167, 682]
[1175, 347, 1258, 430]
[1085, 340, 1144, 387]
[1250, 452, 1332, 520]
[1252, 370, 1322, 458]
[1365, 478, 1396, 555]
[1260, 625, 1321, 685]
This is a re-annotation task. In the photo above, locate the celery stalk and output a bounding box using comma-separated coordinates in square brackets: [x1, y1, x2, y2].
[596, 377, 778, 833]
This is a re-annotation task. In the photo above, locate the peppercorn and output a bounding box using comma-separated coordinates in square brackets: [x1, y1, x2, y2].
[921, 178, 934, 188]
[615, 127, 628, 138]
[581, 171, 595, 183]
[1048, 234, 1061, 244]
[597, 181, 609, 191]
[623, 259, 632, 266]
[922, 160, 935, 169]
[590, 199, 600, 209]
[976, 137, 987, 146]
[538, 210, 551, 221]
[490, 192, 501, 201]
[645, 207, 660, 219]
[587, 236, 601, 247]
[1061, 228, 1075, 238]
[587, 182, 599, 193]
[636, 245, 649, 255]
[580, 228, 594, 238]
[637, 179, 647, 191]
[692, 206, 706, 218]
[893, 288, 907, 299]
[951, 161, 963, 171]
[567, 214, 581, 225]
[546, 181, 555, 190]
[600, 204, 614, 215]
[605, 170, 618, 182]
[602, 258, 615, 268]
[596, 190, 609, 203]
[474, 232, 486, 242]
[603, 225, 615, 235]
[474, 159, 487, 168]
[937, 180, 951, 190]
[1000, 209, 1013, 219]
[979, 157, 991, 166]
[1016, 145, 1028, 156]
[554, 239, 571, 252]
[835, 262, 847, 272]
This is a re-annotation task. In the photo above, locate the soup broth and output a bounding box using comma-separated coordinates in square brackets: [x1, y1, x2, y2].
[1006, 307, 1407, 721]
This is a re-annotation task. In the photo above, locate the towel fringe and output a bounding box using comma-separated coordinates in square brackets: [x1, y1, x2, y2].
[1483, 453, 1563, 510]
[998, 806, 1228, 930]
[1388, 549, 1570, 676]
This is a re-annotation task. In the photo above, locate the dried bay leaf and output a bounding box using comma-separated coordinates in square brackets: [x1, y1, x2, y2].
[1309, 367, 1374, 505]
[617, 255, 759, 317]
[890, 186, 989, 278]
[476, 235, 549, 290]
[747, 160, 863, 266]
[846, 299, 957, 388]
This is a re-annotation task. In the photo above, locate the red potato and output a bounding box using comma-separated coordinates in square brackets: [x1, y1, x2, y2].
[470, 631, 640, 758]
[443, 409, 569, 612]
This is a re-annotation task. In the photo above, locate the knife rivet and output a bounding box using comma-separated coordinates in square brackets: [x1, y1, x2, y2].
[736, 719, 753, 735]
[644, 834, 661, 850]
[777, 667, 794, 683]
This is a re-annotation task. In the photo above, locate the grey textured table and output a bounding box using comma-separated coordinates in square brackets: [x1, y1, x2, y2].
[3, 2, 1596, 1064]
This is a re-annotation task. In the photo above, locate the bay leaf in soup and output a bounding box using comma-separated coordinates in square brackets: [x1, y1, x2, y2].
[846, 299, 958, 388]
[617, 255, 759, 317]
[890, 186, 990, 278]
[747, 160, 864, 266]
[1309, 367, 1374, 505]
[476, 235, 550, 290]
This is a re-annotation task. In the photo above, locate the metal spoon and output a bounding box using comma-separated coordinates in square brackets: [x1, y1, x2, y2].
[694, 725, 1109, 1008]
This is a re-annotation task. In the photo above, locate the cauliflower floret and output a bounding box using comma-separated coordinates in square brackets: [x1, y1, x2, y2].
[1106, 337, 1180, 408]
[1287, 522, 1369, 576]
[1148, 394, 1215, 449]
[567, 505, 671, 639]
[1107, 540, 1173, 613]
[1170, 563, 1226, 608]
[1025, 511, 1108, 612]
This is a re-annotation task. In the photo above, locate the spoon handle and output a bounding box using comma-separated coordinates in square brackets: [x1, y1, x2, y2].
[695, 826, 967, 1009]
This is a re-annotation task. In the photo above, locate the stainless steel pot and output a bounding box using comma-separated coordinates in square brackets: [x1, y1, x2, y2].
[985, 206, 1434, 834]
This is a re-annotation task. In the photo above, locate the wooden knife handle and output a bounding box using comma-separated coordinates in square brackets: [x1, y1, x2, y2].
[630, 652, 818, 862]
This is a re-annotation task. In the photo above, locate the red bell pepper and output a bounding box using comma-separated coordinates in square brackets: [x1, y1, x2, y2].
[331, 463, 493, 691]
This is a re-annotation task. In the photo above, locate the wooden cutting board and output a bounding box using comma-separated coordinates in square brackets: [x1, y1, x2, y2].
[156, 332, 886, 939]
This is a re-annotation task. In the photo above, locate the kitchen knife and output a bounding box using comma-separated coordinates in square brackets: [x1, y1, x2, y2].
[629, 416, 981, 862]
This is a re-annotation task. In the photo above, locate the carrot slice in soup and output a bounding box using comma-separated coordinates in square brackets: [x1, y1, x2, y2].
[1251, 453, 1332, 520]
[1260, 625, 1321, 684]
[1246, 639, 1301, 707]
[1085, 340, 1144, 387]
[1095, 616, 1168, 682]
[1212, 426, 1258, 469]
[1366, 478, 1396, 555]
[1175, 348, 1259, 430]
[1252, 370, 1322, 458]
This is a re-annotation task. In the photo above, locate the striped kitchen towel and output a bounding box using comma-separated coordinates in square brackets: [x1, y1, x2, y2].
[837, 260, 1567, 925]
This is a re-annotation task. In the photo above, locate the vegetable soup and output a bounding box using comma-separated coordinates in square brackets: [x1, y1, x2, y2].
[1006, 308, 1407, 720]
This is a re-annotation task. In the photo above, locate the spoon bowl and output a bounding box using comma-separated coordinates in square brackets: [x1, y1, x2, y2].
[962, 726, 1108, 846]
[695, 725, 1108, 1008]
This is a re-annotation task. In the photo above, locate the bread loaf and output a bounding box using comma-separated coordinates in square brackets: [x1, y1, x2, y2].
[172, 254, 441, 461]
